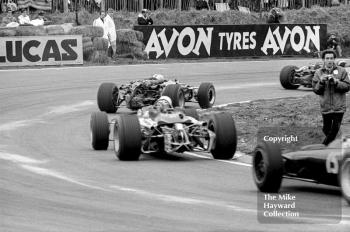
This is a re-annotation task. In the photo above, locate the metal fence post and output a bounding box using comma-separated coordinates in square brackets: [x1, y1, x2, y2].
[139, 0, 144, 10]
[101, 0, 105, 11]
[63, 0, 69, 12]
[178, 0, 182, 10]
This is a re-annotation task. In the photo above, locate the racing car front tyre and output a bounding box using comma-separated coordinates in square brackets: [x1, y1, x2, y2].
[162, 84, 185, 108]
[197, 82, 216, 109]
[340, 158, 350, 205]
[97, 83, 118, 113]
[90, 112, 110, 150]
[280, 65, 299, 90]
[253, 142, 283, 193]
[209, 113, 237, 159]
[114, 114, 142, 161]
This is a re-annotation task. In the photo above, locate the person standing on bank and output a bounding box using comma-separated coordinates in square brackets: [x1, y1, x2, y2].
[93, 10, 109, 45]
[312, 49, 350, 145]
[105, 8, 117, 57]
[137, 9, 153, 25]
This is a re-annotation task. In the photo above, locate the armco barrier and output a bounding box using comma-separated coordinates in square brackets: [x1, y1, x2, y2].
[0, 35, 83, 66]
[134, 24, 327, 59]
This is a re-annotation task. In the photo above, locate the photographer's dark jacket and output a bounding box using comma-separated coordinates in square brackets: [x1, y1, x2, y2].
[137, 14, 153, 25]
[312, 66, 350, 114]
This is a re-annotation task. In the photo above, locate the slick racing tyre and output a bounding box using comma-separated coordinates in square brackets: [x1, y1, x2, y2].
[97, 83, 119, 113]
[209, 113, 237, 160]
[253, 142, 283, 193]
[162, 84, 185, 108]
[280, 65, 299, 90]
[90, 112, 110, 150]
[182, 108, 199, 120]
[340, 158, 350, 205]
[114, 114, 142, 161]
[197, 82, 216, 109]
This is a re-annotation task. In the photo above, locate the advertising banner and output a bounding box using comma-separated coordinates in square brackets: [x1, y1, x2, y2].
[0, 35, 83, 66]
[134, 24, 327, 59]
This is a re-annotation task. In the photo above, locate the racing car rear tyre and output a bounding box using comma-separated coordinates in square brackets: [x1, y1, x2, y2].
[90, 112, 110, 150]
[97, 83, 118, 113]
[340, 158, 350, 205]
[182, 108, 199, 120]
[197, 82, 216, 109]
[280, 65, 300, 89]
[114, 114, 142, 161]
[209, 113, 237, 159]
[253, 142, 283, 193]
[162, 84, 185, 108]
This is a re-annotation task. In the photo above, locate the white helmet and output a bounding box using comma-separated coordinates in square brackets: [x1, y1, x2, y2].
[156, 96, 172, 109]
[152, 74, 165, 81]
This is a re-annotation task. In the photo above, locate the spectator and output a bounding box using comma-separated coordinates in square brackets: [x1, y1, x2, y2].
[137, 9, 153, 25]
[1, 8, 18, 27]
[105, 8, 117, 57]
[18, 8, 31, 25]
[196, 0, 209, 10]
[267, 7, 284, 24]
[6, 0, 17, 12]
[93, 11, 110, 50]
[312, 50, 350, 145]
[327, 33, 342, 58]
[30, 11, 45, 26]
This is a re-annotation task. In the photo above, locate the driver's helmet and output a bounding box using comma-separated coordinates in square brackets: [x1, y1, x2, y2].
[152, 74, 165, 82]
[155, 96, 173, 110]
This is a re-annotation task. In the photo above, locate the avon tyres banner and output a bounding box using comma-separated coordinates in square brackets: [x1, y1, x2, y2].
[134, 24, 327, 59]
[0, 35, 83, 66]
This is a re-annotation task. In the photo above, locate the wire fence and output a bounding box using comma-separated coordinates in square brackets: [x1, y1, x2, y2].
[0, 0, 348, 13]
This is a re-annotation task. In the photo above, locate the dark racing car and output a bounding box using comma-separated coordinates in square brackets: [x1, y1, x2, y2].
[97, 74, 216, 113]
[252, 138, 350, 205]
[90, 96, 237, 161]
[279, 60, 347, 89]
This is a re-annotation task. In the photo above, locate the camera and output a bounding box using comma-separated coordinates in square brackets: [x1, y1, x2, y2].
[325, 75, 335, 83]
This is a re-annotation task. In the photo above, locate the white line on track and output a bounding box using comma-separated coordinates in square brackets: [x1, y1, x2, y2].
[109, 184, 255, 212]
[45, 100, 94, 115]
[0, 151, 46, 164]
[0, 119, 44, 131]
[215, 82, 277, 90]
[0, 100, 94, 132]
[185, 152, 252, 167]
[20, 164, 108, 191]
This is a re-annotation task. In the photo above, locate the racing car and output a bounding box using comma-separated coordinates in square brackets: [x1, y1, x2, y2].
[97, 74, 216, 113]
[252, 138, 350, 205]
[279, 60, 347, 89]
[90, 96, 237, 161]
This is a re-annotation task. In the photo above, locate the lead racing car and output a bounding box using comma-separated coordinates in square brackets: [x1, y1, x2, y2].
[252, 138, 350, 205]
[97, 74, 216, 113]
[90, 96, 237, 161]
[279, 60, 347, 89]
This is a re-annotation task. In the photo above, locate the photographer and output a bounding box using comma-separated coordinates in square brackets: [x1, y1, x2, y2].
[312, 49, 350, 145]
[137, 9, 153, 25]
[327, 33, 342, 58]
[267, 7, 284, 24]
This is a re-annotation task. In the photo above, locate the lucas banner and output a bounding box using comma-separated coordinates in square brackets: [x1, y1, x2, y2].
[134, 24, 327, 59]
[0, 35, 83, 67]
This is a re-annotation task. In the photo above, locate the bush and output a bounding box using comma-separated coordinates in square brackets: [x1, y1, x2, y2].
[70, 25, 104, 38]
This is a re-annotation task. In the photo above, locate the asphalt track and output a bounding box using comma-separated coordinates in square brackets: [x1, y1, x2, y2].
[1, 59, 350, 232]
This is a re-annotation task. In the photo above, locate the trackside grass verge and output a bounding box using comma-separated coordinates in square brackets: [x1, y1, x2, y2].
[202, 94, 350, 154]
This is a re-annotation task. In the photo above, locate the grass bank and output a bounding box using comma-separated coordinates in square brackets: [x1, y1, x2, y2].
[202, 94, 350, 154]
